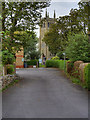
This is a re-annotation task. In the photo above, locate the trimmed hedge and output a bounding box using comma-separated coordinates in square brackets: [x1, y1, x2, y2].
[46, 60, 67, 70]
[84, 64, 90, 90]
[27, 60, 38, 66]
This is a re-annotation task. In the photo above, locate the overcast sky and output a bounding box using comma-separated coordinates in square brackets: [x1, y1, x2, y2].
[35, 0, 81, 38]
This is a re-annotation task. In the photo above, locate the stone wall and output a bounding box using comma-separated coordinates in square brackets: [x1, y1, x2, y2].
[0, 74, 20, 89]
[79, 63, 89, 82]
[66, 61, 89, 83]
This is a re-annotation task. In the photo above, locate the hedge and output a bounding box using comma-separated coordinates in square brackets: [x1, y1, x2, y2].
[84, 64, 90, 90]
[46, 60, 67, 70]
[27, 60, 38, 66]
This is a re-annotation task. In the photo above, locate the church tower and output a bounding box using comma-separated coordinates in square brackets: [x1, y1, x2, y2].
[39, 10, 56, 60]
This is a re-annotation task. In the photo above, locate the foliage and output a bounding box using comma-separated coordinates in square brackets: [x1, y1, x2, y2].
[42, 2, 90, 56]
[65, 33, 90, 62]
[27, 60, 38, 66]
[84, 64, 90, 90]
[67, 74, 87, 89]
[66, 61, 74, 74]
[46, 60, 60, 68]
[39, 63, 45, 68]
[51, 56, 59, 60]
[42, 23, 61, 55]
[69, 8, 83, 33]
[2, 50, 15, 65]
[78, 1, 90, 33]
[59, 60, 67, 70]
[2, 31, 20, 54]
[14, 31, 37, 50]
[46, 60, 67, 70]
[14, 31, 40, 60]
[28, 51, 40, 60]
[2, 2, 50, 31]
[7, 65, 15, 74]
[2, 2, 50, 54]
[56, 51, 64, 60]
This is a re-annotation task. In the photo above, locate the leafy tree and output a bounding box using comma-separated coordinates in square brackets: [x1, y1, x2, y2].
[78, 1, 90, 42]
[69, 8, 83, 33]
[23, 32, 40, 60]
[65, 32, 90, 62]
[2, 1, 51, 53]
[42, 7, 86, 56]
[26, 50, 40, 60]
[2, 2, 50, 32]
[42, 23, 60, 55]
[14, 30, 40, 60]
[2, 50, 15, 65]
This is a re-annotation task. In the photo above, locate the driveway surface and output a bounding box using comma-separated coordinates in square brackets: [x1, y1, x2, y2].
[2, 68, 88, 118]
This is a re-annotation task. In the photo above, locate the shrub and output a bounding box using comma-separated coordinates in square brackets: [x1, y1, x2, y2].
[46, 60, 67, 70]
[27, 60, 38, 66]
[46, 60, 59, 68]
[7, 65, 15, 74]
[2, 50, 15, 65]
[56, 52, 64, 59]
[59, 60, 67, 70]
[84, 64, 90, 90]
[65, 33, 90, 62]
[51, 56, 59, 60]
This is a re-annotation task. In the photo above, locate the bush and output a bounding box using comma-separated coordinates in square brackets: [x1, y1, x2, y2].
[46, 60, 67, 70]
[51, 56, 59, 60]
[59, 60, 67, 70]
[84, 64, 90, 90]
[46, 60, 59, 68]
[27, 60, 38, 66]
[7, 65, 15, 74]
[56, 52, 63, 59]
[2, 50, 15, 65]
[65, 33, 90, 62]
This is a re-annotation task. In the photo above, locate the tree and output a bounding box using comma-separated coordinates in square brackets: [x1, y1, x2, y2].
[22, 31, 40, 60]
[2, 50, 15, 65]
[42, 23, 61, 55]
[2, 1, 51, 53]
[69, 8, 83, 33]
[78, 1, 90, 42]
[2, 2, 50, 32]
[65, 32, 90, 62]
[42, 7, 85, 56]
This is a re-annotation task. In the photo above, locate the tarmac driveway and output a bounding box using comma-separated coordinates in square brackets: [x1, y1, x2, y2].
[2, 68, 88, 118]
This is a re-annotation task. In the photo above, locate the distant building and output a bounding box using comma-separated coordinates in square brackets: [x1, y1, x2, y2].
[39, 9, 56, 60]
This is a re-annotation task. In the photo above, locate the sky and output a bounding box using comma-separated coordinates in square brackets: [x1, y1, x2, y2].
[35, 0, 81, 38]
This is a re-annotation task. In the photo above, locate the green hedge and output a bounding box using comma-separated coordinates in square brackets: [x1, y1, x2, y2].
[46, 60, 67, 70]
[84, 64, 90, 90]
[7, 65, 15, 74]
[27, 60, 38, 66]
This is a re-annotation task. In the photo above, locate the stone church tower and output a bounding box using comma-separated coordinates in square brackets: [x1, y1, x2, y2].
[39, 9, 56, 60]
